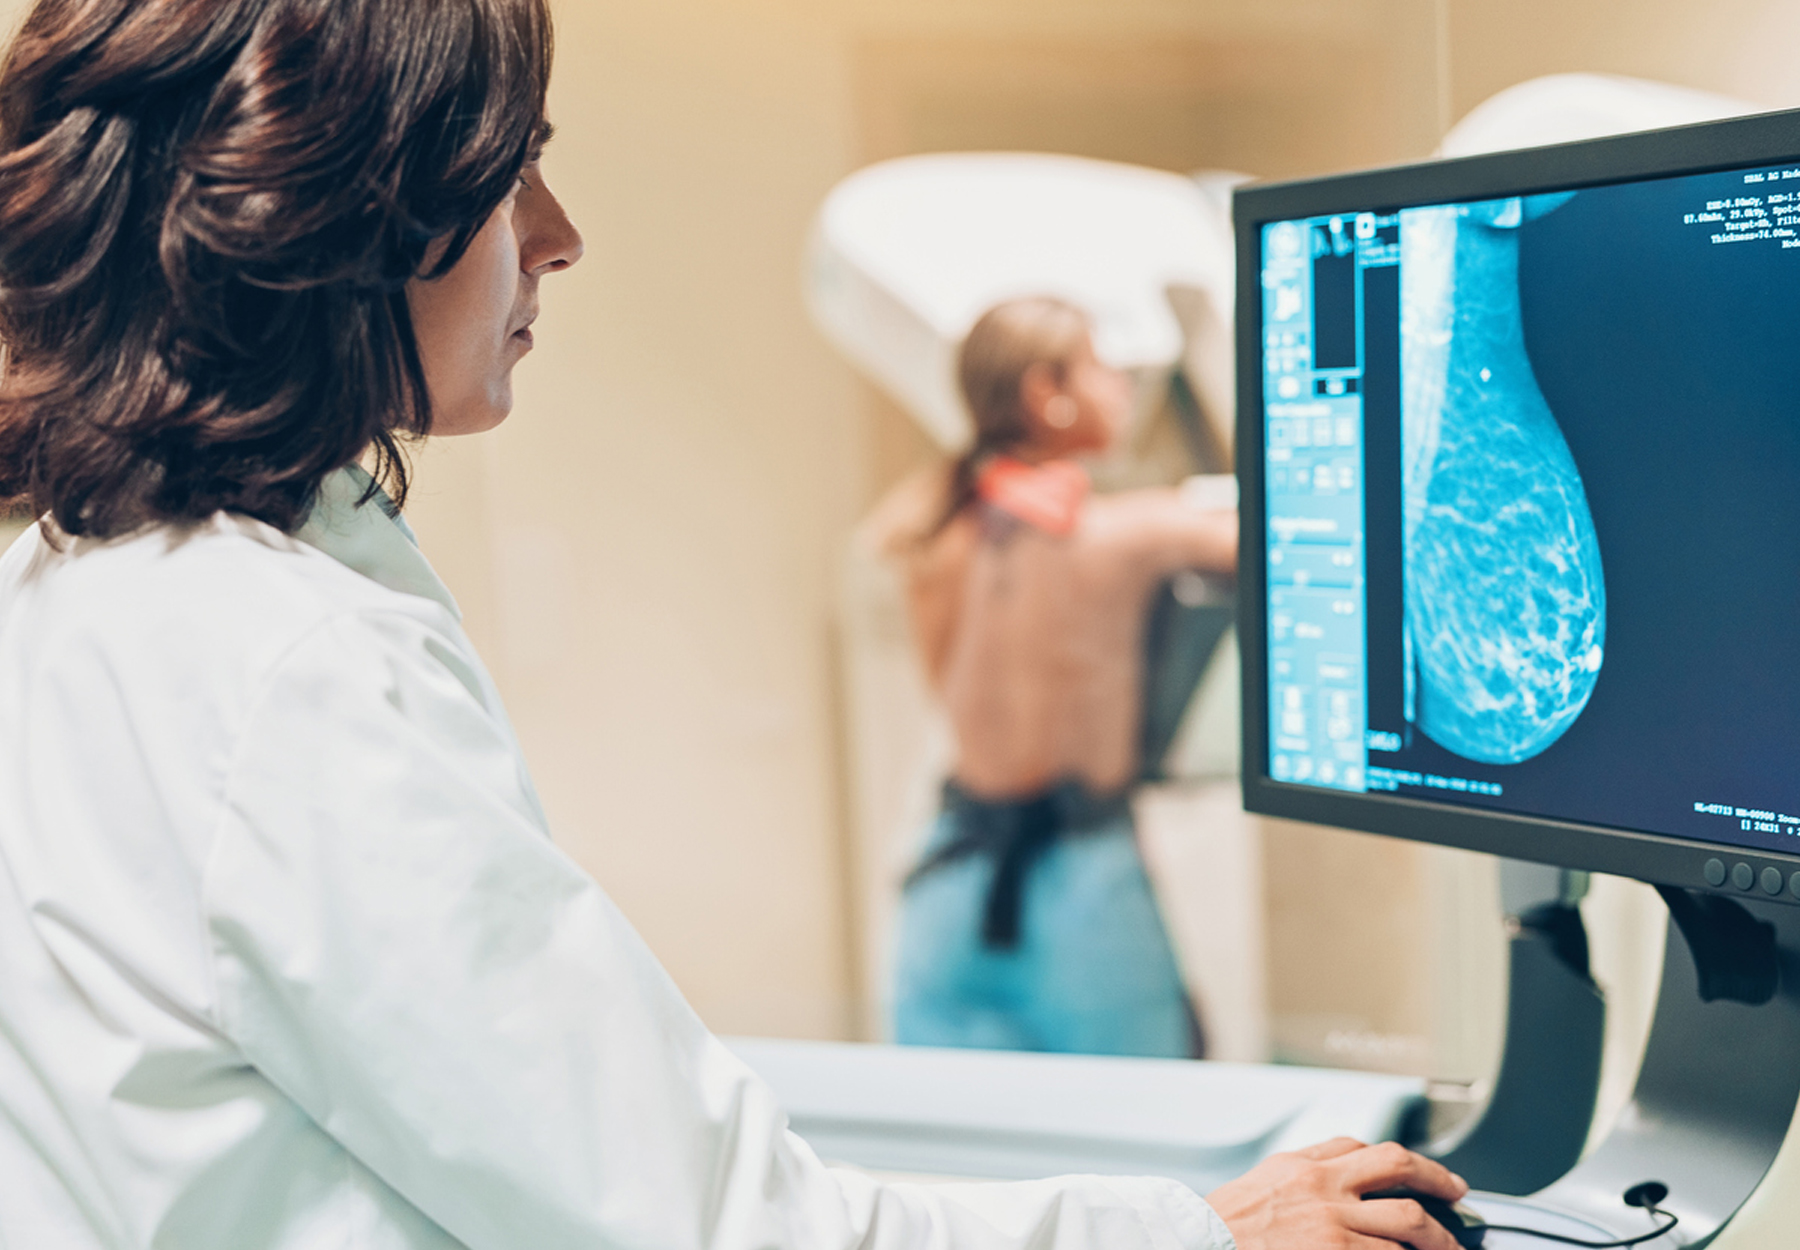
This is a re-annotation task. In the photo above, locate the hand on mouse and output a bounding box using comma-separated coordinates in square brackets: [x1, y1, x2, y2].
[1205, 1137, 1469, 1250]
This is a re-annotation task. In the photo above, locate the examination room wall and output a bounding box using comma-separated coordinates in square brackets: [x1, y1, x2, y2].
[6, 0, 1800, 1069]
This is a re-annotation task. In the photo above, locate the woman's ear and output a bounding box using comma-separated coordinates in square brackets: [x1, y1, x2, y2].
[1019, 361, 1064, 432]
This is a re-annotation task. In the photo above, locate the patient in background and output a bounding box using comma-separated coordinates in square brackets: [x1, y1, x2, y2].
[876, 296, 1237, 1057]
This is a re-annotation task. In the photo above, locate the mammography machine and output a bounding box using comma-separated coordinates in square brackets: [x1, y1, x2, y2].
[811, 151, 1267, 1060]
[1238, 103, 1800, 1247]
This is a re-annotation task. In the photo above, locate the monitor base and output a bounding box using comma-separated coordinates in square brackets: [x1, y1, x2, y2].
[1524, 891, 1800, 1244]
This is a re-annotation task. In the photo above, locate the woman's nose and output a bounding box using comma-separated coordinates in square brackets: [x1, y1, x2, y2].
[524, 184, 584, 275]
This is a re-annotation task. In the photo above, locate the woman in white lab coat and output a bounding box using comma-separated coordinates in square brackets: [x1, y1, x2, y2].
[0, 1, 1467, 1248]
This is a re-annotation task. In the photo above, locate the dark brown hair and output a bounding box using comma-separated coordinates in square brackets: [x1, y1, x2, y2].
[934, 295, 1089, 535]
[0, 0, 553, 538]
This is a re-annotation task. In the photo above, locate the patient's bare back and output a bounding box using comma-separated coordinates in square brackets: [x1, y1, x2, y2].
[898, 479, 1236, 799]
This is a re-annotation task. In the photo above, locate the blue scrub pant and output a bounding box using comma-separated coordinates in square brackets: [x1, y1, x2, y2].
[892, 802, 1196, 1058]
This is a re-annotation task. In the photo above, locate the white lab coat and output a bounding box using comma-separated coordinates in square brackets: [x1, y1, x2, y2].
[0, 468, 1234, 1250]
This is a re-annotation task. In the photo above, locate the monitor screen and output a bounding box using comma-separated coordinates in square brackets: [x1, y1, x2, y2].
[1236, 110, 1800, 891]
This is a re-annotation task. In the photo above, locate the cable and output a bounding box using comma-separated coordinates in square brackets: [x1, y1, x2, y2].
[1481, 1216, 1677, 1249]
[1483, 1182, 1678, 1248]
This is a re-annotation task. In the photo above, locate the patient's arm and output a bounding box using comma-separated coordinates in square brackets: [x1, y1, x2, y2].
[1087, 487, 1238, 578]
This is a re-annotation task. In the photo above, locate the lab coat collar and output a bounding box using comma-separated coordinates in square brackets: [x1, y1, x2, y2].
[295, 465, 462, 620]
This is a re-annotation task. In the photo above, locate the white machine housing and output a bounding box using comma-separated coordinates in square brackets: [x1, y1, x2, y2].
[805, 151, 1243, 456]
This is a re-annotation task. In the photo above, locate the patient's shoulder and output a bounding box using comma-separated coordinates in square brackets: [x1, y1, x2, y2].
[1080, 485, 1189, 546]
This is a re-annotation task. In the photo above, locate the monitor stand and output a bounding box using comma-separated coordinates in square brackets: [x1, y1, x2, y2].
[1443, 881, 1800, 1243]
[1428, 879, 1605, 1195]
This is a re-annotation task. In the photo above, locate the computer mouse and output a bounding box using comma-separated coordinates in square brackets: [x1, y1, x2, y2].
[1362, 1186, 1488, 1249]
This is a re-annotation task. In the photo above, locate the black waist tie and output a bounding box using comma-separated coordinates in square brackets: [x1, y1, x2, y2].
[903, 780, 1132, 950]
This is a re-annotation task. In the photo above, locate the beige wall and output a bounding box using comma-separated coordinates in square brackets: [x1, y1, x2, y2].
[1446, 0, 1800, 117]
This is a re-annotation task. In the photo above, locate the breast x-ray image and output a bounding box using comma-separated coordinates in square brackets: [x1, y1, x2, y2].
[1262, 162, 1800, 851]
[1400, 193, 1605, 766]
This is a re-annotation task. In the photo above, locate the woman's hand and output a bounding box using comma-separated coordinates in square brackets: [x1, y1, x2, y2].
[1206, 1138, 1469, 1250]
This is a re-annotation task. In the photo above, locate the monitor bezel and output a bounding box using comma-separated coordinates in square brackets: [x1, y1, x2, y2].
[1234, 107, 1800, 896]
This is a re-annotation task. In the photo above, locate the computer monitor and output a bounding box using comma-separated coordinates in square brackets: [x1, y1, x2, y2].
[1235, 109, 1800, 900]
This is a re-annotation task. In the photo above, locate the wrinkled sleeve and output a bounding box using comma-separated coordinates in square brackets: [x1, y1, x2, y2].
[202, 611, 1235, 1250]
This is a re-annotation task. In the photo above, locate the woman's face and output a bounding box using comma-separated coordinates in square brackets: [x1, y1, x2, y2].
[1021, 331, 1132, 458]
[406, 161, 584, 436]
[1061, 335, 1132, 453]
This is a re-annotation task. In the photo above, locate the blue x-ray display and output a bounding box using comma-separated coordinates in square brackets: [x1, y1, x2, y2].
[1260, 161, 1800, 855]
[1400, 192, 1606, 766]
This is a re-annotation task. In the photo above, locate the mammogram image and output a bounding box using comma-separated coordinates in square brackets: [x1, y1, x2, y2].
[1400, 195, 1605, 765]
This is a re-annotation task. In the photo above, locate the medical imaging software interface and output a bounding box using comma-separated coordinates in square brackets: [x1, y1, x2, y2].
[1260, 160, 1800, 856]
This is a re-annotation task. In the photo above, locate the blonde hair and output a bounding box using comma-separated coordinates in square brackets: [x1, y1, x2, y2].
[935, 296, 1091, 533]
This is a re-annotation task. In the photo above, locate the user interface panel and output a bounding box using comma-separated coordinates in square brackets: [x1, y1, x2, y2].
[1257, 161, 1800, 856]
